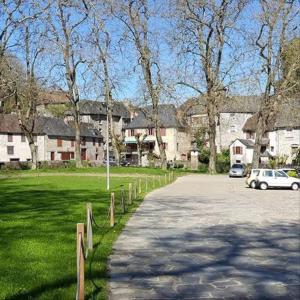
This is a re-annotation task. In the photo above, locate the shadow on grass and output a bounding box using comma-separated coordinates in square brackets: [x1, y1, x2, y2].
[0, 177, 138, 300]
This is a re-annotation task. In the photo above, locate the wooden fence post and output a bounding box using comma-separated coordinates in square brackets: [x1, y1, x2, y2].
[110, 193, 115, 227]
[139, 178, 142, 194]
[121, 186, 125, 214]
[152, 175, 155, 188]
[165, 174, 167, 184]
[76, 223, 85, 300]
[159, 176, 162, 186]
[145, 177, 148, 192]
[86, 203, 93, 251]
[128, 183, 132, 205]
[168, 172, 171, 182]
[134, 181, 137, 199]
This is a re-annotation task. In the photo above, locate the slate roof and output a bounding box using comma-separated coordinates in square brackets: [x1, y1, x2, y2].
[125, 104, 184, 129]
[0, 114, 101, 138]
[184, 95, 262, 115]
[236, 139, 255, 148]
[77, 100, 131, 118]
[243, 99, 300, 131]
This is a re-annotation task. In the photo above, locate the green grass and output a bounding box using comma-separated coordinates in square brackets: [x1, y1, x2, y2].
[0, 172, 175, 299]
[0, 166, 177, 176]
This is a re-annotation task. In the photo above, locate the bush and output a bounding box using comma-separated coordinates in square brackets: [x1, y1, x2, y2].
[216, 149, 230, 173]
[199, 148, 210, 164]
[287, 170, 299, 178]
[198, 163, 208, 173]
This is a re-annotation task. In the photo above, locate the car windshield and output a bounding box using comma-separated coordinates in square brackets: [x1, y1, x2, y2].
[232, 164, 243, 168]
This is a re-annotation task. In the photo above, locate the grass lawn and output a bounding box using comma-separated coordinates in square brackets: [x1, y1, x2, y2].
[0, 170, 175, 299]
[0, 166, 181, 176]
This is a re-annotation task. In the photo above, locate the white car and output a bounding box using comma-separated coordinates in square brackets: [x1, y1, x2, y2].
[256, 169, 300, 190]
[246, 169, 260, 188]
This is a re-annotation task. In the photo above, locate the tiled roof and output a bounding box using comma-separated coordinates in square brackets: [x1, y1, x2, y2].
[0, 114, 101, 138]
[125, 104, 185, 129]
[38, 91, 69, 105]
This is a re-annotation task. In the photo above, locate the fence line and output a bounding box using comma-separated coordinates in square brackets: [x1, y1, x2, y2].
[76, 223, 85, 300]
[110, 192, 115, 227]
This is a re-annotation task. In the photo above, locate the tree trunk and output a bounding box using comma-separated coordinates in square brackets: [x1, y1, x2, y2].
[108, 113, 120, 166]
[74, 109, 82, 168]
[252, 113, 266, 168]
[29, 140, 37, 170]
[207, 100, 217, 174]
[155, 126, 167, 170]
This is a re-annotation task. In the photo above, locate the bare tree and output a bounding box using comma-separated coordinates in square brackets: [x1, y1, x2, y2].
[15, 24, 45, 170]
[172, 0, 247, 174]
[47, 0, 89, 168]
[86, 1, 123, 165]
[252, 0, 299, 168]
[113, 0, 168, 170]
[134, 132, 147, 166]
[0, 1, 49, 169]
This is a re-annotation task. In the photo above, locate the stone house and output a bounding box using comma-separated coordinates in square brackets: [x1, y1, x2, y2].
[182, 96, 261, 152]
[0, 114, 103, 163]
[123, 105, 191, 165]
[239, 100, 300, 165]
[65, 100, 131, 159]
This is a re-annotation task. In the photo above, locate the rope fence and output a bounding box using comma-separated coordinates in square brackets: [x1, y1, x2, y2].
[75, 171, 177, 299]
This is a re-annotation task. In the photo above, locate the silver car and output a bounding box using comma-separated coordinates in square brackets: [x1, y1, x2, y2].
[229, 163, 247, 177]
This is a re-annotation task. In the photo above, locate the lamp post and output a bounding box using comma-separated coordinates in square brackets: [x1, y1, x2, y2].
[106, 109, 110, 190]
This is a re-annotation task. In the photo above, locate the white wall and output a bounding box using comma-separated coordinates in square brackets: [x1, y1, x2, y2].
[124, 127, 191, 162]
[230, 140, 253, 165]
[0, 133, 44, 162]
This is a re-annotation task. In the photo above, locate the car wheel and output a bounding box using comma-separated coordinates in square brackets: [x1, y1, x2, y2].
[291, 183, 299, 191]
[260, 182, 268, 190]
[250, 180, 256, 189]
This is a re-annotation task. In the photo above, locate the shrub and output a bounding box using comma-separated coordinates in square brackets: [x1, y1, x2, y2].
[287, 170, 299, 178]
[198, 163, 208, 173]
[216, 149, 230, 173]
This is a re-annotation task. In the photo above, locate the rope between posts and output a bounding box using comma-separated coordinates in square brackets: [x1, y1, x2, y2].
[90, 211, 100, 228]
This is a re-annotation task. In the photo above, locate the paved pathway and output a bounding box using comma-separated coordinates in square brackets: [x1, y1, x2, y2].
[109, 175, 300, 299]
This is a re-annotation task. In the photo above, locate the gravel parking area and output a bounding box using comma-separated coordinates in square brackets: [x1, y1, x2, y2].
[109, 175, 300, 299]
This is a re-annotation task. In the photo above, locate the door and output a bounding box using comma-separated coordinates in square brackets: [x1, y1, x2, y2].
[61, 152, 71, 160]
[51, 152, 55, 161]
[81, 149, 87, 160]
[274, 171, 290, 187]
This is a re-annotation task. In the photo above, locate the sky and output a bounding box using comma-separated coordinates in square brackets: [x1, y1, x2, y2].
[1, 0, 299, 106]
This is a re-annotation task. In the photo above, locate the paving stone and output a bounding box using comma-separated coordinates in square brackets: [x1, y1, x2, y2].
[109, 175, 300, 299]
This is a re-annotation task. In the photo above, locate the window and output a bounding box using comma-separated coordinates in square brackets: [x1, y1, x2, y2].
[71, 139, 75, 147]
[81, 137, 86, 146]
[160, 128, 166, 136]
[230, 125, 236, 133]
[130, 129, 135, 136]
[232, 164, 243, 168]
[98, 138, 103, 145]
[263, 170, 273, 177]
[233, 146, 243, 155]
[285, 129, 293, 138]
[7, 133, 13, 142]
[270, 146, 274, 152]
[163, 143, 168, 150]
[246, 131, 255, 139]
[147, 128, 154, 135]
[57, 138, 62, 147]
[93, 138, 96, 146]
[177, 143, 179, 151]
[275, 171, 287, 178]
[7, 146, 14, 155]
[21, 134, 26, 142]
